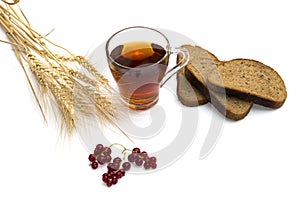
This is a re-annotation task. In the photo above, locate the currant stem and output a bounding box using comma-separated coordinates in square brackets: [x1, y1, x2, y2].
[108, 143, 127, 150]
[122, 148, 133, 154]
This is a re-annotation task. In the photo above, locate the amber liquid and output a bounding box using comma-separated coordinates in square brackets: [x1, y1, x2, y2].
[109, 42, 169, 110]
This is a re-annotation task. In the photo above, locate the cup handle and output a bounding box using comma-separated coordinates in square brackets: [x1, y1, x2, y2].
[160, 46, 190, 87]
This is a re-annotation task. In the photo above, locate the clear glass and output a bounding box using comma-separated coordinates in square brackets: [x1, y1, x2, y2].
[105, 26, 189, 110]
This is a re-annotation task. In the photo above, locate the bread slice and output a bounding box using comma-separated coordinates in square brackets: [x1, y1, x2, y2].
[178, 45, 253, 120]
[209, 89, 253, 120]
[207, 59, 287, 108]
[185, 66, 253, 120]
[177, 67, 208, 106]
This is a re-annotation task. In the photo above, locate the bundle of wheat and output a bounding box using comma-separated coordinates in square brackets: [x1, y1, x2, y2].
[0, 0, 130, 140]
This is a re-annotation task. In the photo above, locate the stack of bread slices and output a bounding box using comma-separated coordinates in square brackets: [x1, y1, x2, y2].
[177, 45, 287, 120]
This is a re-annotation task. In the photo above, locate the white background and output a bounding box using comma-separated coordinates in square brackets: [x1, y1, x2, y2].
[0, 0, 299, 199]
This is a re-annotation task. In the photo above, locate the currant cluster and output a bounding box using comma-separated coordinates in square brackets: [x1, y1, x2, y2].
[88, 143, 158, 187]
[127, 147, 157, 170]
[88, 144, 112, 169]
[102, 166, 125, 187]
[101, 156, 132, 187]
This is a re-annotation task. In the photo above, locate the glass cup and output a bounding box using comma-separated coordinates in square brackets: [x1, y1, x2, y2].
[105, 26, 189, 110]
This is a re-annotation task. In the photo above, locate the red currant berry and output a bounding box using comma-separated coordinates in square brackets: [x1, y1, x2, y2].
[113, 157, 122, 164]
[116, 171, 123, 179]
[128, 154, 134, 162]
[96, 144, 104, 150]
[107, 170, 115, 178]
[112, 177, 118, 185]
[94, 144, 103, 154]
[119, 169, 126, 176]
[94, 148, 103, 156]
[97, 156, 106, 165]
[122, 162, 131, 171]
[149, 156, 157, 163]
[102, 147, 111, 156]
[144, 162, 151, 170]
[107, 163, 116, 172]
[102, 173, 108, 182]
[106, 155, 112, 163]
[140, 151, 148, 158]
[143, 157, 150, 163]
[132, 152, 139, 161]
[88, 154, 96, 162]
[106, 180, 112, 187]
[135, 158, 143, 166]
[112, 163, 120, 171]
[91, 161, 98, 169]
[151, 163, 157, 169]
[132, 147, 141, 153]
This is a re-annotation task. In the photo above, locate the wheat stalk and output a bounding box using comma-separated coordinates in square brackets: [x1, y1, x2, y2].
[0, 0, 131, 141]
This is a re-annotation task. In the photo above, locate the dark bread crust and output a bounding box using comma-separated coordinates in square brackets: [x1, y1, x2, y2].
[207, 82, 282, 108]
[184, 68, 209, 98]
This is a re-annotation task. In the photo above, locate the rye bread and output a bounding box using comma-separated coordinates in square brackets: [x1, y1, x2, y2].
[207, 59, 287, 108]
[177, 68, 208, 106]
[177, 45, 253, 120]
[185, 66, 253, 120]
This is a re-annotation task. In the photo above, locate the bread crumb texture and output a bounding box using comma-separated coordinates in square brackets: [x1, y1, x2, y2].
[208, 59, 287, 107]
